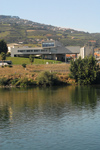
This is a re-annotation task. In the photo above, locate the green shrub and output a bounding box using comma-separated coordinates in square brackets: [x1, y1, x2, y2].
[4, 65, 8, 67]
[8, 65, 13, 68]
[1, 65, 4, 68]
[22, 63, 26, 68]
[14, 78, 27, 87]
[0, 78, 10, 86]
[37, 71, 61, 86]
[11, 78, 19, 85]
[15, 78, 36, 87]
[31, 73, 35, 77]
[70, 56, 99, 84]
[28, 79, 37, 86]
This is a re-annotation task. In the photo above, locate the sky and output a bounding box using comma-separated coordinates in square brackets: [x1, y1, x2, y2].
[0, 0, 100, 33]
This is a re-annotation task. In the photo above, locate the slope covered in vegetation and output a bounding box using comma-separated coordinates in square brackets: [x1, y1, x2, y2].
[0, 15, 100, 47]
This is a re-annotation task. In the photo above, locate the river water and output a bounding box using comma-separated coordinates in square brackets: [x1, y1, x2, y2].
[0, 85, 100, 150]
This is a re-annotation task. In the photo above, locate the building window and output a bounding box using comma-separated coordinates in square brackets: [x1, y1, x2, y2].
[41, 49, 48, 52]
[34, 50, 40, 52]
[18, 50, 24, 52]
[26, 50, 31, 52]
[42, 42, 55, 47]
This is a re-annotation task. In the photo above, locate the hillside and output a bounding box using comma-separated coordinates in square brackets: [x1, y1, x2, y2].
[0, 15, 100, 47]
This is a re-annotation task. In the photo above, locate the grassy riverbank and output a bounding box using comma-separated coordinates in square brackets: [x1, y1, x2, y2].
[0, 63, 75, 87]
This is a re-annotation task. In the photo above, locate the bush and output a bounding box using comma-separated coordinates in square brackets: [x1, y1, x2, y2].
[70, 56, 99, 84]
[37, 71, 61, 86]
[11, 78, 19, 85]
[8, 65, 13, 68]
[22, 63, 26, 68]
[31, 73, 34, 77]
[4, 65, 8, 67]
[14, 78, 36, 87]
[1, 65, 4, 68]
[0, 78, 10, 86]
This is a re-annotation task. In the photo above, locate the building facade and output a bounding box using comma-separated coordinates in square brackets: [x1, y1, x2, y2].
[79, 46, 94, 59]
[11, 40, 94, 61]
[11, 40, 81, 61]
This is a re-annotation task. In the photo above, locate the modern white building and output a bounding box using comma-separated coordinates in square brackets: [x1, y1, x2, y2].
[11, 40, 81, 61]
[79, 46, 94, 59]
[7, 43, 21, 53]
[10, 40, 94, 61]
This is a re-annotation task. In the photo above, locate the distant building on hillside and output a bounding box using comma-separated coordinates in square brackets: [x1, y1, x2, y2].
[10, 40, 94, 61]
[11, 40, 81, 61]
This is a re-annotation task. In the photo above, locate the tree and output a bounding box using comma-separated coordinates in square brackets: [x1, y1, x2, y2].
[69, 56, 99, 84]
[29, 55, 34, 65]
[1, 52, 6, 61]
[0, 40, 8, 54]
[1, 52, 6, 66]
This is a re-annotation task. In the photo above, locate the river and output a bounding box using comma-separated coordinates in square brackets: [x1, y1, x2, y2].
[0, 85, 100, 150]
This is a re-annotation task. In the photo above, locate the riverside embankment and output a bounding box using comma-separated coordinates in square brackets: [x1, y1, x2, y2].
[0, 63, 75, 87]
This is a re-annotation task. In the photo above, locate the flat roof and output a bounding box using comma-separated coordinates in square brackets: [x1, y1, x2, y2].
[65, 46, 80, 54]
[11, 41, 81, 55]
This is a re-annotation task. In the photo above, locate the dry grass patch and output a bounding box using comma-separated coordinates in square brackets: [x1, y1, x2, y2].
[0, 64, 70, 82]
[27, 30, 35, 32]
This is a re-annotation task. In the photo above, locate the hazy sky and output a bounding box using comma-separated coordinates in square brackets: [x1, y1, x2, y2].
[0, 0, 100, 33]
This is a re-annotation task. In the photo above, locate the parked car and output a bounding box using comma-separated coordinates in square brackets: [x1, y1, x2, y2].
[0, 63, 8, 66]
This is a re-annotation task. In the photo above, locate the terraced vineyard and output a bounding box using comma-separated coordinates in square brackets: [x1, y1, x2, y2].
[0, 15, 100, 47]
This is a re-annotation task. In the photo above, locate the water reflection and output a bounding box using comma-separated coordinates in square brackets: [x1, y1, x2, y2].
[0, 85, 99, 124]
[71, 86, 97, 109]
[1, 86, 100, 150]
[0, 105, 9, 121]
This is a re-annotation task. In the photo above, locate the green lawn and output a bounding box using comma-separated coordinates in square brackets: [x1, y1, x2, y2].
[6, 57, 61, 65]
